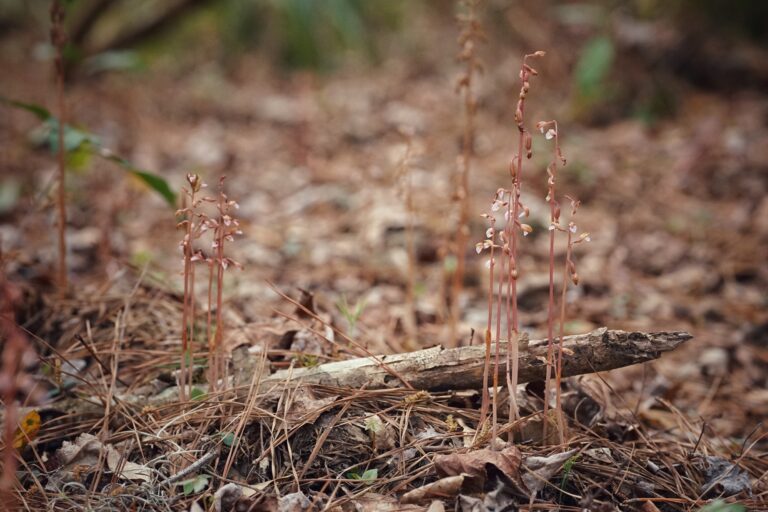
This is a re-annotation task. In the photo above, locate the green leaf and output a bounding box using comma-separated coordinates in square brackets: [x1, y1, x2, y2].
[190, 387, 206, 401]
[560, 454, 579, 490]
[100, 151, 177, 207]
[47, 119, 96, 153]
[360, 468, 378, 481]
[699, 501, 746, 512]
[128, 169, 177, 207]
[3, 96, 176, 208]
[0, 97, 51, 121]
[364, 415, 383, 434]
[2, 98, 97, 154]
[575, 36, 614, 101]
[222, 432, 236, 447]
[180, 474, 209, 495]
[66, 143, 93, 171]
[347, 468, 377, 482]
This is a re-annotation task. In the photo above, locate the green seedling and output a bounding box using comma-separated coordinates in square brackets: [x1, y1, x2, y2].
[699, 501, 746, 512]
[180, 474, 209, 495]
[347, 468, 378, 482]
[337, 294, 367, 336]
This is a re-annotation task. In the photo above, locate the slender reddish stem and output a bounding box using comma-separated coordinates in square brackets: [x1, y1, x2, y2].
[556, 232, 573, 443]
[479, 224, 495, 429]
[543, 126, 559, 442]
[505, 59, 531, 424]
[52, 1, 67, 295]
[492, 196, 508, 440]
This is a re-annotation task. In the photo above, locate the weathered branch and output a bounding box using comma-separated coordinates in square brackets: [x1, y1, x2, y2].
[261, 328, 691, 392]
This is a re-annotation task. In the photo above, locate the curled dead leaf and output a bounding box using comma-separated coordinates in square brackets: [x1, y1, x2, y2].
[400, 474, 465, 504]
[434, 445, 521, 492]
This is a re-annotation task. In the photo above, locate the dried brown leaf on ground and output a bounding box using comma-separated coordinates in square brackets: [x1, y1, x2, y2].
[521, 448, 578, 495]
[434, 445, 521, 492]
[401, 474, 466, 504]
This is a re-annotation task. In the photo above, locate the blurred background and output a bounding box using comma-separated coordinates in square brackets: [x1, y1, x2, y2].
[0, 0, 766, 440]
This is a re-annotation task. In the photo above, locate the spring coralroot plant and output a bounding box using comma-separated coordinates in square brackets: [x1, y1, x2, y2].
[475, 52, 594, 446]
[177, 174, 242, 398]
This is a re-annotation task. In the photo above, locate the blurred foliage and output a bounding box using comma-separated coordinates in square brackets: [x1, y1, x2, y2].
[574, 35, 614, 106]
[216, 0, 405, 70]
[633, 0, 768, 43]
[1, 97, 177, 206]
[0, 0, 406, 71]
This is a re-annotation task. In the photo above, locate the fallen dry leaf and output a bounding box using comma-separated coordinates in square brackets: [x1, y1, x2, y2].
[640, 501, 662, 512]
[106, 445, 151, 482]
[283, 389, 338, 427]
[434, 445, 521, 492]
[400, 474, 465, 504]
[13, 410, 40, 449]
[353, 493, 423, 511]
[522, 449, 578, 495]
[55, 433, 151, 483]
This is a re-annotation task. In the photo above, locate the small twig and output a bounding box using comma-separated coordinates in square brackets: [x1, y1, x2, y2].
[159, 450, 217, 487]
[688, 421, 707, 458]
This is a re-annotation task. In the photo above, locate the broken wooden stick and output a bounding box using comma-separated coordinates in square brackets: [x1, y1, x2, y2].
[262, 328, 691, 392]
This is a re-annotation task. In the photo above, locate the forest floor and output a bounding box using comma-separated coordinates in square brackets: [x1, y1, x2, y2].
[1, 5, 767, 511]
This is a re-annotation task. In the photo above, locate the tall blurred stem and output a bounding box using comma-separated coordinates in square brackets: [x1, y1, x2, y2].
[51, 0, 67, 294]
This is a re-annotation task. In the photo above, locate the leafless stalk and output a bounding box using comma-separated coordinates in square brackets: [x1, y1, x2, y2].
[209, 176, 242, 391]
[504, 51, 545, 425]
[536, 119, 566, 443]
[476, 198, 502, 431]
[395, 133, 417, 350]
[557, 196, 590, 442]
[451, 0, 486, 344]
[177, 174, 205, 401]
[51, 0, 68, 295]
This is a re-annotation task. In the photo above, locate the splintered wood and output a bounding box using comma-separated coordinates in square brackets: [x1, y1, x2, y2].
[263, 328, 691, 392]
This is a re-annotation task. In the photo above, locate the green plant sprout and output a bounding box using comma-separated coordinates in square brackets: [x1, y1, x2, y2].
[347, 468, 378, 482]
[699, 501, 746, 512]
[336, 294, 367, 336]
